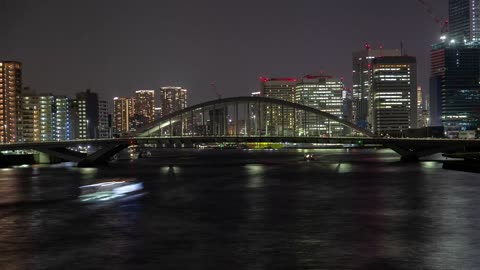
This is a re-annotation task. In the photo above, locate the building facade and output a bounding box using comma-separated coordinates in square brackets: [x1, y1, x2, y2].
[429, 1, 480, 137]
[134, 90, 155, 124]
[160, 87, 187, 116]
[371, 56, 417, 136]
[73, 90, 99, 139]
[430, 43, 480, 136]
[113, 97, 135, 135]
[294, 74, 344, 136]
[449, 0, 480, 43]
[21, 94, 56, 142]
[352, 46, 401, 128]
[260, 77, 296, 136]
[0, 61, 22, 143]
[98, 100, 111, 138]
[55, 96, 71, 141]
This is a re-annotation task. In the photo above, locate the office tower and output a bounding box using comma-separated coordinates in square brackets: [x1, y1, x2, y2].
[430, 43, 480, 135]
[98, 100, 111, 138]
[294, 74, 344, 136]
[429, 1, 480, 136]
[55, 96, 71, 141]
[134, 90, 155, 123]
[73, 90, 99, 139]
[113, 97, 135, 135]
[160, 87, 188, 116]
[352, 46, 401, 128]
[449, 0, 480, 43]
[0, 61, 22, 143]
[371, 56, 417, 136]
[21, 94, 56, 142]
[260, 77, 296, 136]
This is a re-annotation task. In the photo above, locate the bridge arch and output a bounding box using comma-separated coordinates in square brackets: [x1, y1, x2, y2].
[129, 96, 375, 138]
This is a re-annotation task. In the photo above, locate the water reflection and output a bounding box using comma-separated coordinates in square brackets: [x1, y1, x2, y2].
[0, 149, 478, 269]
[245, 164, 265, 189]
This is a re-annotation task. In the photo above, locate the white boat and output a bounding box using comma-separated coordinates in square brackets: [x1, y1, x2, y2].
[79, 180, 144, 202]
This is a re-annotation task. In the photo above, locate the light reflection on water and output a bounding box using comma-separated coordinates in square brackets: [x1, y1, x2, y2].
[245, 164, 265, 189]
[0, 149, 477, 269]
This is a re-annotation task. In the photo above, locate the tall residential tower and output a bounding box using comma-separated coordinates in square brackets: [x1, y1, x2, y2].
[0, 61, 22, 143]
[160, 87, 188, 116]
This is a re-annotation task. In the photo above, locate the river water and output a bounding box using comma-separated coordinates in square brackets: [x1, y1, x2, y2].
[0, 149, 478, 269]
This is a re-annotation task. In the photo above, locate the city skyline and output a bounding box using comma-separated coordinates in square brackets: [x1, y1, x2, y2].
[1, 0, 448, 105]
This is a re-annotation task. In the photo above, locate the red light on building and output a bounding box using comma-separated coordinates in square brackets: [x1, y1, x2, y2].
[259, 76, 269, 82]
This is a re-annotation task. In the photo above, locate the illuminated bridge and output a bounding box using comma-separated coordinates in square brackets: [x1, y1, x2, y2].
[0, 97, 479, 166]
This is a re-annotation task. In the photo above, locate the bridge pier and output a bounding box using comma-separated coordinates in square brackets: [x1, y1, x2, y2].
[35, 143, 130, 167]
[385, 143, 465, 162]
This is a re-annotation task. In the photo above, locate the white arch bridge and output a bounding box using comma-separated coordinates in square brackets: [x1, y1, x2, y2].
[131, 96, 374, 138]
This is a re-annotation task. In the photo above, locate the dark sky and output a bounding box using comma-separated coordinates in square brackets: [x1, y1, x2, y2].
[1, 0, 448, 105]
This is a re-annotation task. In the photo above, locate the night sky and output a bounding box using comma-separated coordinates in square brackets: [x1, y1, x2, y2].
[1, 0, 448, 105]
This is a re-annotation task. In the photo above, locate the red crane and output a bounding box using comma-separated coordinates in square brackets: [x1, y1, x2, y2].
[416, 0, 449, 34]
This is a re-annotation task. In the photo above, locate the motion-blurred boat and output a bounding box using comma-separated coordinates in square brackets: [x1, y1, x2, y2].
[79, 179, 144, 202]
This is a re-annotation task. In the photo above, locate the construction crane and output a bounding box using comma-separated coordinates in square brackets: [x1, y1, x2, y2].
[416, 0, 449, 34]
[210, 82, 222, 99]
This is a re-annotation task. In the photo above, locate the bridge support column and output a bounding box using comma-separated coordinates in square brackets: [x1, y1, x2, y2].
[34, 152, 53, 164]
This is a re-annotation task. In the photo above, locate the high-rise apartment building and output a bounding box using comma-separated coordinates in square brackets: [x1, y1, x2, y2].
[352, 46, 401, 128]
[160, 87, 187, 116]
[0, 61, 22, 143]
[21, 94, 56, 142]
[113, 97, 135, 135]
[73, 90, 99, 139]
[71, 99, 87, 139]
[449, 0, 480, 43]
[134, 90, 155, 124]
[98, 100, 111, 138]
[55, 96, 71, 141]
[294, 74, 344, 136]
[371, 56, 417, 136]
[260, 77, 296, 135]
